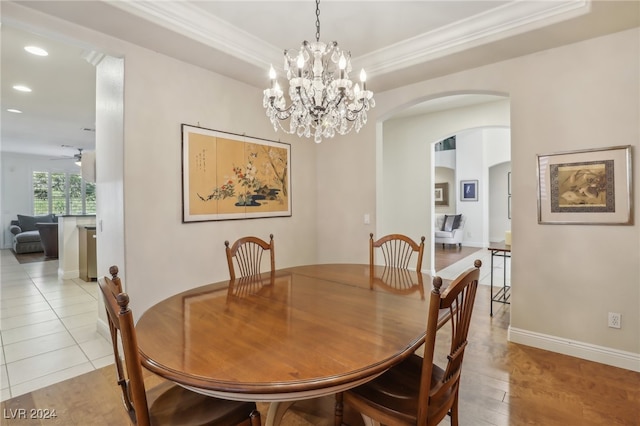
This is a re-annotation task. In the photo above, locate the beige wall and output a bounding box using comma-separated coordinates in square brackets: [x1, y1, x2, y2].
[317, 29, 639, 368]
[4, 3, 638, 370]
[118, 46, 318, 317]
[2, 3, 318, 319]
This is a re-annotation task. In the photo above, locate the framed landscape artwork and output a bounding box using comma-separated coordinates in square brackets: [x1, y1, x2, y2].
[182, 124, 291, 222]
[435, 182, 449, 206]
[536, 145, 632, 225]
[460, 180, 478, 201]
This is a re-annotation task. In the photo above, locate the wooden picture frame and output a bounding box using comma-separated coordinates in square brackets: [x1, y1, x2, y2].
[536, 145, 632, 225]
[182, 124, 291, 222]
[434, 182, 449, 206]
[460, 180, 478, 201]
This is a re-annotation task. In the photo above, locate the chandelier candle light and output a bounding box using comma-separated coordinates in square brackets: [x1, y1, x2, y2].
[263, 0, 375, 143]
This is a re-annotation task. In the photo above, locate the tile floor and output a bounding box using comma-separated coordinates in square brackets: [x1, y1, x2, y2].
[0, 246, 510, 403]
[436, 247, 511, 288]
[0, 249, 112, 401]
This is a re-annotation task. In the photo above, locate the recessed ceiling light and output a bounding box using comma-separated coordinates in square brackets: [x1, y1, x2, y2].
[7, 109, 23, 113]
[24, 46, 48, 56]
[13, 85, 32, 92]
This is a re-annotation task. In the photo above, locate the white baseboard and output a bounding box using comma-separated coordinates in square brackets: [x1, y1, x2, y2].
[58, 268, 79, 279]
[96, 317, 110, 341]
[508, 326, 640, 372]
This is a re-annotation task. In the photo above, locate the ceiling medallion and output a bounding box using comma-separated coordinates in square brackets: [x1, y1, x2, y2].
[262, 0, 375, 143]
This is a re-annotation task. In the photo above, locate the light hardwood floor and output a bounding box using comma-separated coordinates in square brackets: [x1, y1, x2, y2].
[2, 247, 638, 425]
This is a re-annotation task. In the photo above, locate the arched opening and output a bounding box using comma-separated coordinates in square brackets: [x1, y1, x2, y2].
[375, 93, 511, 279]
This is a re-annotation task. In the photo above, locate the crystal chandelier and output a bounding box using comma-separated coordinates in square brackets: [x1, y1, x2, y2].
[262, 0, 375, 143]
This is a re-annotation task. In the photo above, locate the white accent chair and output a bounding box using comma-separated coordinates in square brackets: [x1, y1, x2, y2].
[434, 214, 466, 248]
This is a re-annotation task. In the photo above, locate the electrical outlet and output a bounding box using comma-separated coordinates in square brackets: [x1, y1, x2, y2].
[608, 312, 621, 329]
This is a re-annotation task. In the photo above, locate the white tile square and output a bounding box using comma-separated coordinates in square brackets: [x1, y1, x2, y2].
[1, 319, 67, 345]
[68, 323, 102, 344]
[52, 300, 98, 318]
[0, 273, 31, 285]
[60, 311, 98, 330]
[3, 331, 76, 363]
[91, 355, 115, 369]
[0, 293, 47, 309]
[9, 362, 94, 398]
[47, 293, 96, 309]
[79, 336, 113, 360]
[0, 386, 11, 402]
[1, 364, 8, 389]
[35, 281, 78, 295]
[0, 301, 51, 319]
[0, 309, 58, 330]
[6, 345, 89, 385]
[0, 284, 40, 299]
[40, 286, 88, 301]
[30, 276, 64, 287]
[23, 262, 59, 279]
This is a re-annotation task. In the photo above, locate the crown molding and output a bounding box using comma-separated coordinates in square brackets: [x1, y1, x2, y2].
[109, 0, 280, 68]
[108, 0, 589, 78]
[357, 0, 590, 76]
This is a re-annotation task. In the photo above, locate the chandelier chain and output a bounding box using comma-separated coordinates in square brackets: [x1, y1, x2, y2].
[315, 0, 321, 42]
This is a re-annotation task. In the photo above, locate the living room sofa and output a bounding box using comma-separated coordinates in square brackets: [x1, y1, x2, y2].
[9, 214, 58, 254]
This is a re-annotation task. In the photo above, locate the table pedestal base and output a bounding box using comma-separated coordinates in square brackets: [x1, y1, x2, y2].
[265, 401, 294, 426]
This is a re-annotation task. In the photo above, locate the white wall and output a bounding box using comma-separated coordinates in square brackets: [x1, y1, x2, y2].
[116, 47, 319, 317]
[489, 162, 511, 242]
[316, 30, 639, 369]
[483, 128, 511, 242]
[456, 129, 486, 246]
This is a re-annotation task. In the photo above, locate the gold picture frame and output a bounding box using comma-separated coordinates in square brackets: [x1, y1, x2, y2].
[536, 145, 632, 225]
[182, 124, 291, 222]
[434, 182, 449, 206]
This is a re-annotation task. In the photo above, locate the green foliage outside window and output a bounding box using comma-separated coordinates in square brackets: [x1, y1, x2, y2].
[33, 172, 50, 215]
[32, 171, 96, 215]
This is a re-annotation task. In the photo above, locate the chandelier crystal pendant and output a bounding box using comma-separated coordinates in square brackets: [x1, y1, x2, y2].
[262, 0, 375, 143]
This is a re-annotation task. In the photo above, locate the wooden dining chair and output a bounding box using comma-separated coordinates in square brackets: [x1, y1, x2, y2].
[370, 233, 426, 273]
[98, 265, 261, 426]
[225, 234, 275, 280]
[335, 260, 482, 426]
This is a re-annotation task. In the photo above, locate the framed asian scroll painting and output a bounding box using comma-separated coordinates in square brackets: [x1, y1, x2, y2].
[536, 145, 632, 225]
[182, 124, 291, 222]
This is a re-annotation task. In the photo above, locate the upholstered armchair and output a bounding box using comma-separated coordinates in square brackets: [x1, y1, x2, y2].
[434, 214, 465, 248]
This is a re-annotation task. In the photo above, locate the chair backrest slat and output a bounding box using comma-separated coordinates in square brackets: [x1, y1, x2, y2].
[225, 234, 275, 280]
[370, 233, 425, 273]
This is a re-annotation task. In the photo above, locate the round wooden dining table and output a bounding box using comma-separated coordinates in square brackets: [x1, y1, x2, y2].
[135, 264, 447, 425]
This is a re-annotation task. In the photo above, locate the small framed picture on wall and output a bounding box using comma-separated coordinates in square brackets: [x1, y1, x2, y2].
[460, 180, 478, 201]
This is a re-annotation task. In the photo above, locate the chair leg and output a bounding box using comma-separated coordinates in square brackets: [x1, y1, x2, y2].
[249, 409, 261, 426]
[450, 390, 460, 426]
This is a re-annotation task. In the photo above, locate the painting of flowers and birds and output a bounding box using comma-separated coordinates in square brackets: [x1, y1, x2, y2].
[182, 124, 291, 222]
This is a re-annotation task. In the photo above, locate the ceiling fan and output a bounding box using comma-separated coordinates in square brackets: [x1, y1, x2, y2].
[50, 146, 83, 166]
